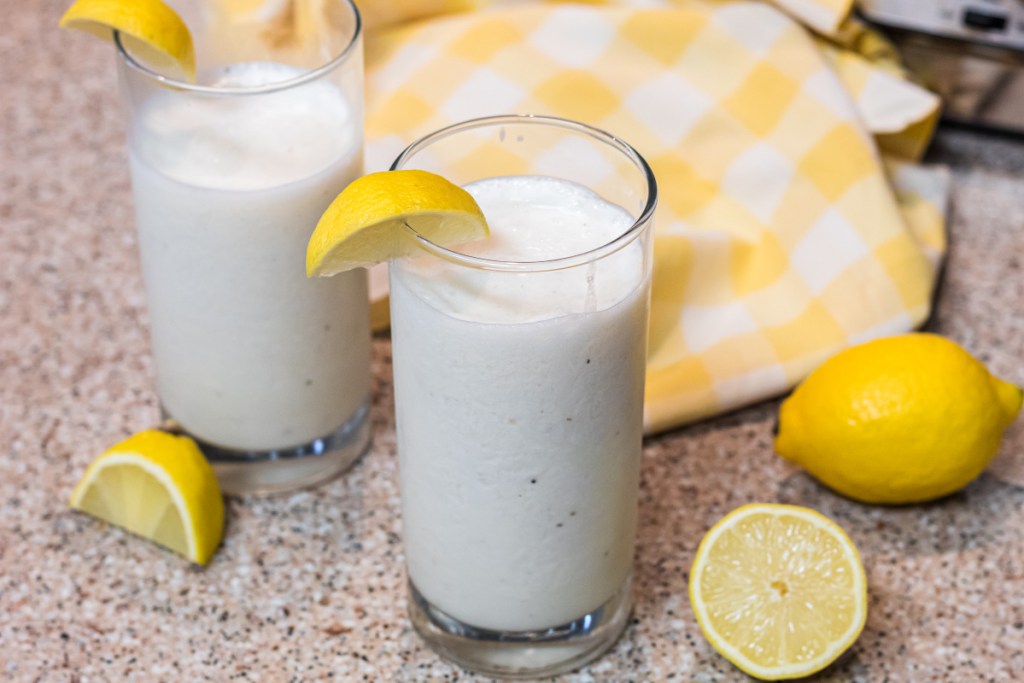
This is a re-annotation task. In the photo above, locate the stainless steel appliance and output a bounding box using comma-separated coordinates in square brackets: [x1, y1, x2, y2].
[858, 0, 1024, 133]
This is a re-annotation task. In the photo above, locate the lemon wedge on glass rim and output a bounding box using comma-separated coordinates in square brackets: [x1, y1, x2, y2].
[70, 430, 224, 565]
[689, 503, 868, 680]
[59, 0, 196, 81]
[306, 170, 489, 276]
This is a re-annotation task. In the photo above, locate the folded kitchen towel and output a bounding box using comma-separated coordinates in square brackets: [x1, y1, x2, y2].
[356, 0, 949, 433]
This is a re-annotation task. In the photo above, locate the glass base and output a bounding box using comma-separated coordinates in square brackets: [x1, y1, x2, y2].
[408, 575, 632, 679]
[162, 399, 372, 496]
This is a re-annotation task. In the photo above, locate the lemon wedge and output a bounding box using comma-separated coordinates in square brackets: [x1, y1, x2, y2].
[70, 430, 224, 565]
[689, 503, 868, 680]
[306, 170, 489, 277]
[59, 0, 196, 81]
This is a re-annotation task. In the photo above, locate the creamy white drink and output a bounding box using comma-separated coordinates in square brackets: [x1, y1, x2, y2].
[391, 176, 649, 632]
[128, 62, 370, 452]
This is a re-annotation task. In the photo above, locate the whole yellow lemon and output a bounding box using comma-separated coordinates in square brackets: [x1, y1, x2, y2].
[775, 333, 1022, 504]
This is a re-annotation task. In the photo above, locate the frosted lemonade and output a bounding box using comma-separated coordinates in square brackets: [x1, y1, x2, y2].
[306, 116, 657, 677]
[392, 175, 647, 631]
[116, 0, 371, 494]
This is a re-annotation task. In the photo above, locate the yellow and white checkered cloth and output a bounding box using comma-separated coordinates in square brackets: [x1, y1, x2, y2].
[357, 0, 948, 433]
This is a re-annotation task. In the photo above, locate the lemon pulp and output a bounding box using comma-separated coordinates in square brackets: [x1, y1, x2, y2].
[689, 503, 868, 680]
[70, 430, 224, 565]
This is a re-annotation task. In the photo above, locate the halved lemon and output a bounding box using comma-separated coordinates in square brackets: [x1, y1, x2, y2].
[306, 170, 489, 276]
[689, 503, 868, 680]
[70, 430, 224, 565]
[59, 0, 196, 80]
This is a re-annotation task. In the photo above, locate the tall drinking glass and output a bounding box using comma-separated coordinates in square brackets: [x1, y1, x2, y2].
[115, 0, 371, 495]
[389, 115, 657, 677]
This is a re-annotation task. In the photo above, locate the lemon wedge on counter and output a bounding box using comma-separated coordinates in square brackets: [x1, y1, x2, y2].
[70, 430, 224, 565]
[59, 0, 196, 80]
[689, 503, 868, 680]
[306, 170, 489, 276]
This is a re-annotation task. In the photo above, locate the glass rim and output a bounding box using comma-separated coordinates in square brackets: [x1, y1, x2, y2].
[389, 114, 658, 273]
[113, 0, 362, 95]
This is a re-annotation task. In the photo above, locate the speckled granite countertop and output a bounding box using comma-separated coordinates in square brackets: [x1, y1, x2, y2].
[3, 2, 1024, 682]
